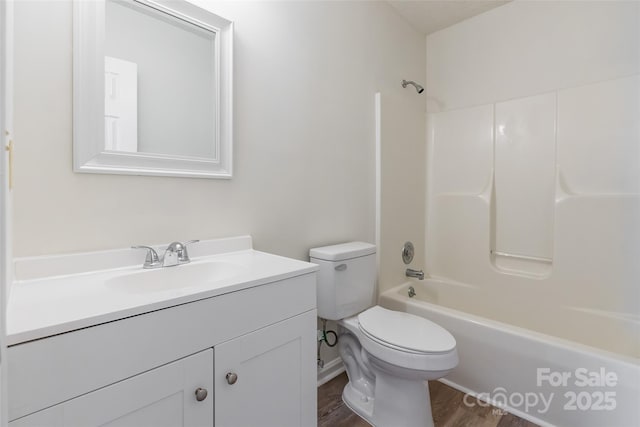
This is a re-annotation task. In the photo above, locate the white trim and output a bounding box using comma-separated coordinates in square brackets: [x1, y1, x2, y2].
[374, 93, 381, 287]
[133, 0, 221, 33]
[0, 1, 12, 424]
[317, 357, 345, 387]
[73, 0, 233, 179]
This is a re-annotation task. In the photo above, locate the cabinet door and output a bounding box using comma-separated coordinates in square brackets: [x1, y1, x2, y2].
[10, 349, 213, 427]
[215, 310, 317, 427]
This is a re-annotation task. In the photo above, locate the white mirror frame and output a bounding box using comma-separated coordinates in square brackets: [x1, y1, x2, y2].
[73, 0, 233, 179]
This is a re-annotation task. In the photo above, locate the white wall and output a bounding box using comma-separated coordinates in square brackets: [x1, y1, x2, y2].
[13, 0, 425, 264]
[425, 0, 639, 357]
[426, 0, 639, 113]
[13, 0, 425, 370]
[377, 89, 426, 294]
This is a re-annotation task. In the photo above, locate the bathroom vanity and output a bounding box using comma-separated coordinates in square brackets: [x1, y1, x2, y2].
[6, 236, 317, 426]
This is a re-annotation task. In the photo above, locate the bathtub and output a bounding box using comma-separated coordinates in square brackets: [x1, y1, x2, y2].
[379, 280, 640, 427]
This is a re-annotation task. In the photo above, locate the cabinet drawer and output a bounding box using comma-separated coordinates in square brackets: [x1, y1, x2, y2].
[9, 273, 315, 420]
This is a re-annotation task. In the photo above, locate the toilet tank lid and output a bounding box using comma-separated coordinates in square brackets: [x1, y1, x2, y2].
[309, 242, 376, 261]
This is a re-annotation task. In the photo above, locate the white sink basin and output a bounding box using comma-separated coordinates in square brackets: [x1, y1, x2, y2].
[106, 260, 244, 293]
[8, 236, 319, 346]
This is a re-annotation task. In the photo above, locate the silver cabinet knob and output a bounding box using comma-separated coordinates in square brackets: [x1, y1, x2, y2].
[226, 372, 238, 385]
[195, 387, 208, 401]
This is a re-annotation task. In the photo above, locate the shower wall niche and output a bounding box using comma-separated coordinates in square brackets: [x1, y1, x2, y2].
[429, 93, 559, 278]
[493, 93, 556, 277]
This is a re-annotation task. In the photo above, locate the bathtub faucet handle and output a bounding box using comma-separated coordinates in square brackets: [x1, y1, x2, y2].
[406, 268, 424, 280]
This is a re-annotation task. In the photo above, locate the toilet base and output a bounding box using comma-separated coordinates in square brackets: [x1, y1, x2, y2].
[342, 381, 374, 423]
[343, 371, 434, 427]
[337, 317, 453, 427]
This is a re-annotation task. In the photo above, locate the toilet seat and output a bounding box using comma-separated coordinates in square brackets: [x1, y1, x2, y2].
[355, 306, 458, 371]
[358, 306, 456, 354]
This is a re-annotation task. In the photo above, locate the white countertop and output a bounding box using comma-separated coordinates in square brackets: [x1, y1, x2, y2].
[8, 237, 317, 346]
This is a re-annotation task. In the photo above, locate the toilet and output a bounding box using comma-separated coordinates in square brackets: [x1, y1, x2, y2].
[310, 242, 458, 427]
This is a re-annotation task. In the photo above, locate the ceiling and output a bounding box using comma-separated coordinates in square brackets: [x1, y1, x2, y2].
[387, 0, 511, 35]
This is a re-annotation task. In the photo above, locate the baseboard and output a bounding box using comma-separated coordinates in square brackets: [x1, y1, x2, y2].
[317, 357, 345, 387]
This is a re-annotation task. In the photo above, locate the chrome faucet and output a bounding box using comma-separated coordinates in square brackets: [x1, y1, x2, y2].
[405, 268, 424, 280]
[162, 240, 199, 267]
[131, 245, 162, 269]
[132, 240, 199, 269]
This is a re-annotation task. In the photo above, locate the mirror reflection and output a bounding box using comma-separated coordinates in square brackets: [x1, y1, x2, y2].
[104, 0, 217, 159]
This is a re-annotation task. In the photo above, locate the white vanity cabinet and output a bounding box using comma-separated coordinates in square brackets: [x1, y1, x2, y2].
[7, 271, 318, 427]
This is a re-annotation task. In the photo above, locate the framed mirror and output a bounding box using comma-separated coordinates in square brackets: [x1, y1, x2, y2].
[73, 0, 233, 178]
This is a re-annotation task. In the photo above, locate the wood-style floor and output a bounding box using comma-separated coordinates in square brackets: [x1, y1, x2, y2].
[318, 373, 540, 427]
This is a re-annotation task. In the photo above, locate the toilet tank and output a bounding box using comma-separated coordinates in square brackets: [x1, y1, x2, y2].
[309, 242, 376, 320]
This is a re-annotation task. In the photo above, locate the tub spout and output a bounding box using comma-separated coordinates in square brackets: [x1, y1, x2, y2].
[406, 268, 424, 280]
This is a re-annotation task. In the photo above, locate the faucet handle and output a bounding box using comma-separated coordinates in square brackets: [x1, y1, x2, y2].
[178, 240, 200, 264]
[132, 246, 161, 269]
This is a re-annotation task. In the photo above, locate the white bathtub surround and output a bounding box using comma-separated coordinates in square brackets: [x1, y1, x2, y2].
[381, 281, 640, 427]
[428, 74, 640, 359]
[425, 0, 640, 359]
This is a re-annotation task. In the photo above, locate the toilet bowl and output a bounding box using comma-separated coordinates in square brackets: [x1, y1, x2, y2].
[310, 242, 458, 427]
[338, 306, 458, 427]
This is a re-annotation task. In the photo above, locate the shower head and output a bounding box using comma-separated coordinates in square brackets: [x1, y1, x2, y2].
[402, 79, 424, 94]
